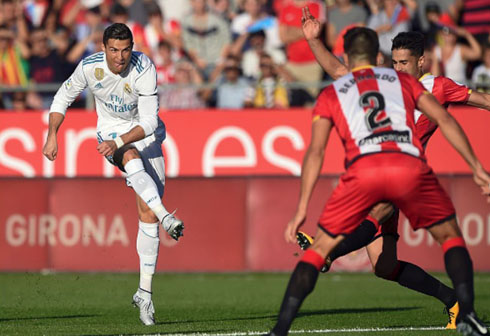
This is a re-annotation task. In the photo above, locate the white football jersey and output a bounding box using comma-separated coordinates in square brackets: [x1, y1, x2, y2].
[50, 51, 166, 142]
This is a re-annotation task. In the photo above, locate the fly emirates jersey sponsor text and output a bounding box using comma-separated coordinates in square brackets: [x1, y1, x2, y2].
[313, 66, 427, 167]
[49, 51, 166, 142]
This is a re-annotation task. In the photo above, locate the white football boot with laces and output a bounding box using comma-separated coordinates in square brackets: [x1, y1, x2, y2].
[161, 210, 184, 241]
[132, 288, 155, 326]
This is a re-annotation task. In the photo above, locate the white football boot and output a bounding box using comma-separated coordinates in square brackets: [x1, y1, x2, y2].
[161, 210, 184, 241]
[132, 288, 155, 326]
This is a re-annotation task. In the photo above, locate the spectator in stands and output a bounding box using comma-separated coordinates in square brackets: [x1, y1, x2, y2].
[159, 60, 208, 109]
[424, 1, 447, 48]
[278, 0, 325, 98]
[248, 53, 291, 108]
[431, 17, 482, 85]
[472, 42, 490, 94]
[28, 27, 70, 109]
[66, 24, 105, 63]
[155, 40, 176, 86]
[156, 0, 191, 24]
[212, 55, 254, 109]
[110, 3, 149, 55]
[43, 0, 64, 35]
[231, 0, 281, 54]
[208, 0, 237, 23]
[412, 0, 459, 33]
[117, 0, 149, 27]
[11, 91, 28, 111]
[181, 0, 231, 79]
[0, 0, 29, 40]
[50, 24, 76, 61]
[326, 0, 367, 57]
[22, 0, 51, 29]
[143, 3, 183, 60]
[59, 0, 109, 34]
[0, 24, 29, 107]
[458, 0, 490, 45]
[241, 29, 286, 80]
[367, 0, 415, 61]
[65, 3, 107, 57]
[0, 23, 29, 82]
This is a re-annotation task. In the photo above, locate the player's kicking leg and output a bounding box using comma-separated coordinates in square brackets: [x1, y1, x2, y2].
[427, 219, 488, 336]
[116, 146, 184, 325]
[121, 147, 184, 241]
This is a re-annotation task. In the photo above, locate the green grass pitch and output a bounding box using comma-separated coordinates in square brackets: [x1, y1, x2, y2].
[1, 272, 489, 335]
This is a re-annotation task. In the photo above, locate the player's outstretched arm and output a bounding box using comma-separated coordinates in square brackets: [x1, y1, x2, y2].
[44, 61, 88, 161]
[417, 93, 490, 199]
[43, 112, 65, 161]
[285, 117, 333, 243]
[467, 91, 490, 111]
[301, 6, 348, 80]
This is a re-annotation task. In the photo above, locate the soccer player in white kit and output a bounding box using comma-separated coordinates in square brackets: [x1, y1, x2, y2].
[42, 23, 184, 326]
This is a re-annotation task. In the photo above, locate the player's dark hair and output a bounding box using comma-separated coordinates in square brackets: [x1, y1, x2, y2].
[343, 27, 379, 64]
[103, 23, 133, 46]
[391, 32, 425, 58]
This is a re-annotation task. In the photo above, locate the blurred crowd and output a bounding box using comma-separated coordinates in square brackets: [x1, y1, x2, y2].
[0, 0, 489, 111]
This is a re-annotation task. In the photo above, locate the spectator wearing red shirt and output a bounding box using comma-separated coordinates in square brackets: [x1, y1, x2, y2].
[155, 41, 176, 86]
[143, 3, 182, 61]
[278, 0, 325, 98]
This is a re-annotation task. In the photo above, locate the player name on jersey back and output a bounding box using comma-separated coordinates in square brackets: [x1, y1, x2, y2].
[313, 66, 427, 166]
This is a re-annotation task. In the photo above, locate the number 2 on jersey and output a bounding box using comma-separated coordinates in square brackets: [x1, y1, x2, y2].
[359, 91, 391, 131]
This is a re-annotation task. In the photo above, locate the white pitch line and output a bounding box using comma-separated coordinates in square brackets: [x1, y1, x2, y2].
[135, 326, 447, 336]
[290, 326, 446, 333]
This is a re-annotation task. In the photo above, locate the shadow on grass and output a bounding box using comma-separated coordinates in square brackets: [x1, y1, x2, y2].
[78, 307, 430, 336]
[156, 306, 419, 325]
[0, 314, 99, 322]
[80, 330, 231, 336]
[297, 306, 420, 318]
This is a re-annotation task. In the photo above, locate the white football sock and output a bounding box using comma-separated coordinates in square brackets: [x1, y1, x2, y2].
[137, 221, 160, 293]
[125, 159, 169, 222]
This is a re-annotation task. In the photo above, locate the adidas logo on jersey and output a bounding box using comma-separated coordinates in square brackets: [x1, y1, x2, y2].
[95, 83, 103, 89]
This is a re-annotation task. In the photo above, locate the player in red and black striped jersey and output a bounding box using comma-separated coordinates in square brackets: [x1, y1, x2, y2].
[294, 7, 490, 330]
[265, 27, 490, 336]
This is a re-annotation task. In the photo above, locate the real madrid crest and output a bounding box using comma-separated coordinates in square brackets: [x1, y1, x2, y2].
[124, 83, 132, 94]
[64, 78, 72, 89]
[94, 68, 104, 80]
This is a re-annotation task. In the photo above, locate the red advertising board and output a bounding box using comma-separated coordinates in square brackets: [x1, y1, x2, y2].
[0, 107, 489, 272]
[0, 178, 247, 271]
[1, 177, 488, 272]
[0, 106, 488, 177]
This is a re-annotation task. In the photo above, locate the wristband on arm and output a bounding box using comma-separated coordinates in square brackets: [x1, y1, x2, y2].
[114, 136, 124, 149]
